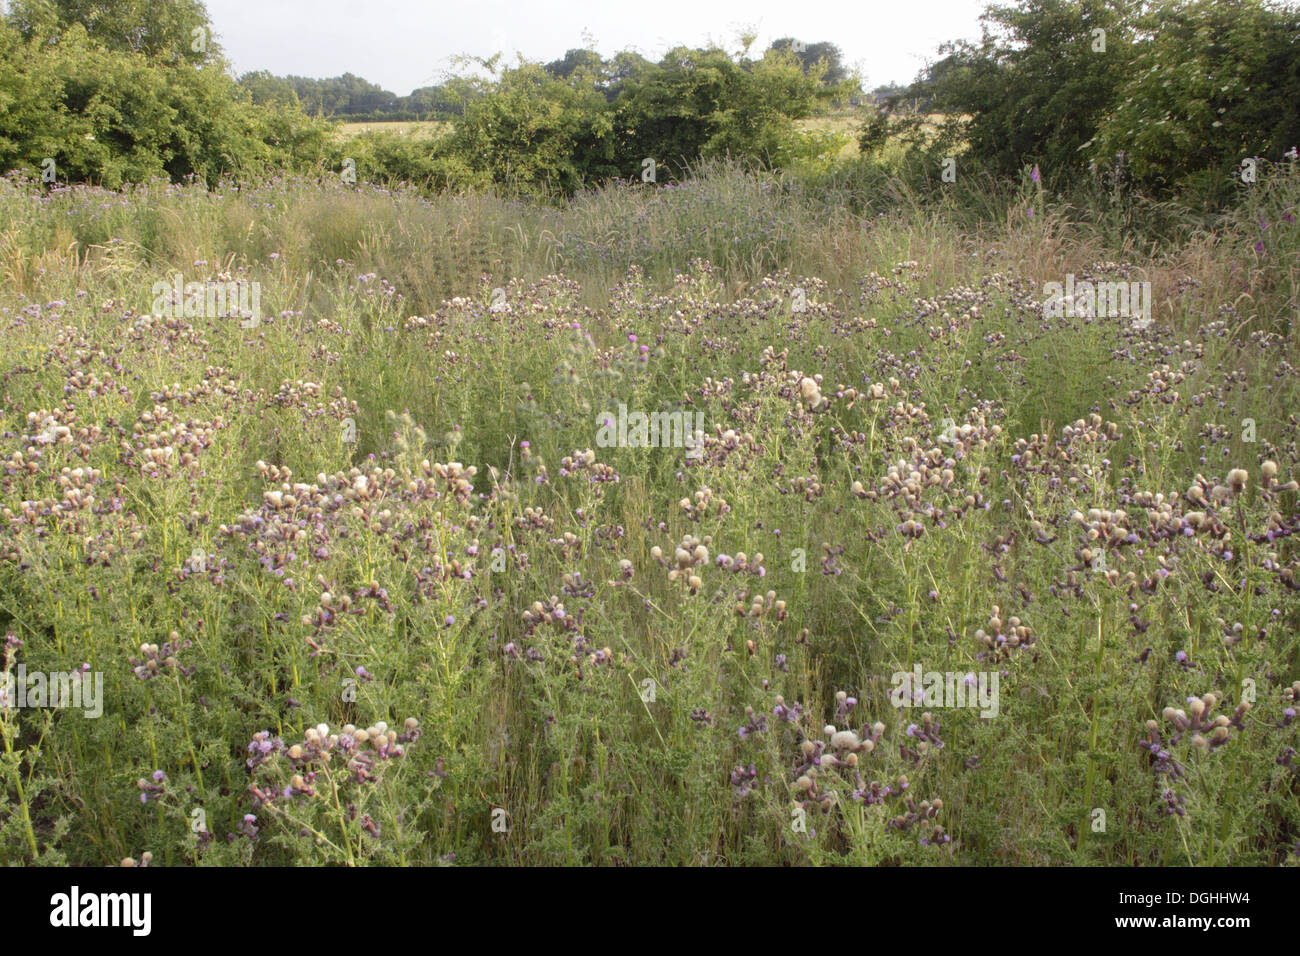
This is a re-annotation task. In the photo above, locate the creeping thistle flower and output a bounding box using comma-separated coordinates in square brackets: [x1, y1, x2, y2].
[797, 376, 823, 408]
[731, 764, 758, 797]
[131, 632, 193, 679]
[1160, 788, 1187, 816]
[738, 706, 768, 740]
[830, 729, 867, 754]
[136, 771, 167, 804]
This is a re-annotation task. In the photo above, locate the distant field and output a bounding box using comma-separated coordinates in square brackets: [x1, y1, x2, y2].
[334, 116, 858, 144]
[331, 111, 951, 164]
[801, 110, 866, 133]
[796, 111, 865, 159]
[795, 111, 957, 161]
[335, 120, 449, 139]
[334, 112, 866, 139]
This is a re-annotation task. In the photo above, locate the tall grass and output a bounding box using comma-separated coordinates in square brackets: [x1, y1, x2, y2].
[0, 161, 1298, 865]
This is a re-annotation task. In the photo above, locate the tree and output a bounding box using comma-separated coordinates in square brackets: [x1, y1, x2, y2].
[8, 0, 216, 64]
[239, 71, 299, 109]
[598, 51, 653, 103]
[768, 38, 848, 86]
[867, 0, 1138, 183]
[441, 61, 617, 194]
[544, 48, 603, 79]
[613, 45, 827, 176]
[1091, 0, 1300, 193]
[1, 1, 327, 186]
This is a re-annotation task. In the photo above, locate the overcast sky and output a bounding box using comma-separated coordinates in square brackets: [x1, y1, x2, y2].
[200, 0, 989, 93]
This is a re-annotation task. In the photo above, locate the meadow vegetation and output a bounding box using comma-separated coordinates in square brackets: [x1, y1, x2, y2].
[2, 152, 1299, 864]
[1, 0, 1299, 866]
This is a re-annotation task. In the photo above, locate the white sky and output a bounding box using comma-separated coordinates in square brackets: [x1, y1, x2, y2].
[199, 0, 989, 93]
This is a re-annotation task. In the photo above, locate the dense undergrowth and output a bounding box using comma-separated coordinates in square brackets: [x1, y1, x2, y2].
[1, 159, 1298, 865]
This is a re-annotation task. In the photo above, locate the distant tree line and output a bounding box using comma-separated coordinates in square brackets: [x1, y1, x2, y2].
[251, 39, 852, 123]
[335, 42, 853, 194]
[248, 72, 488, 122]
[3, 0, 1296, 201]
[0, 2, 855, 194]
